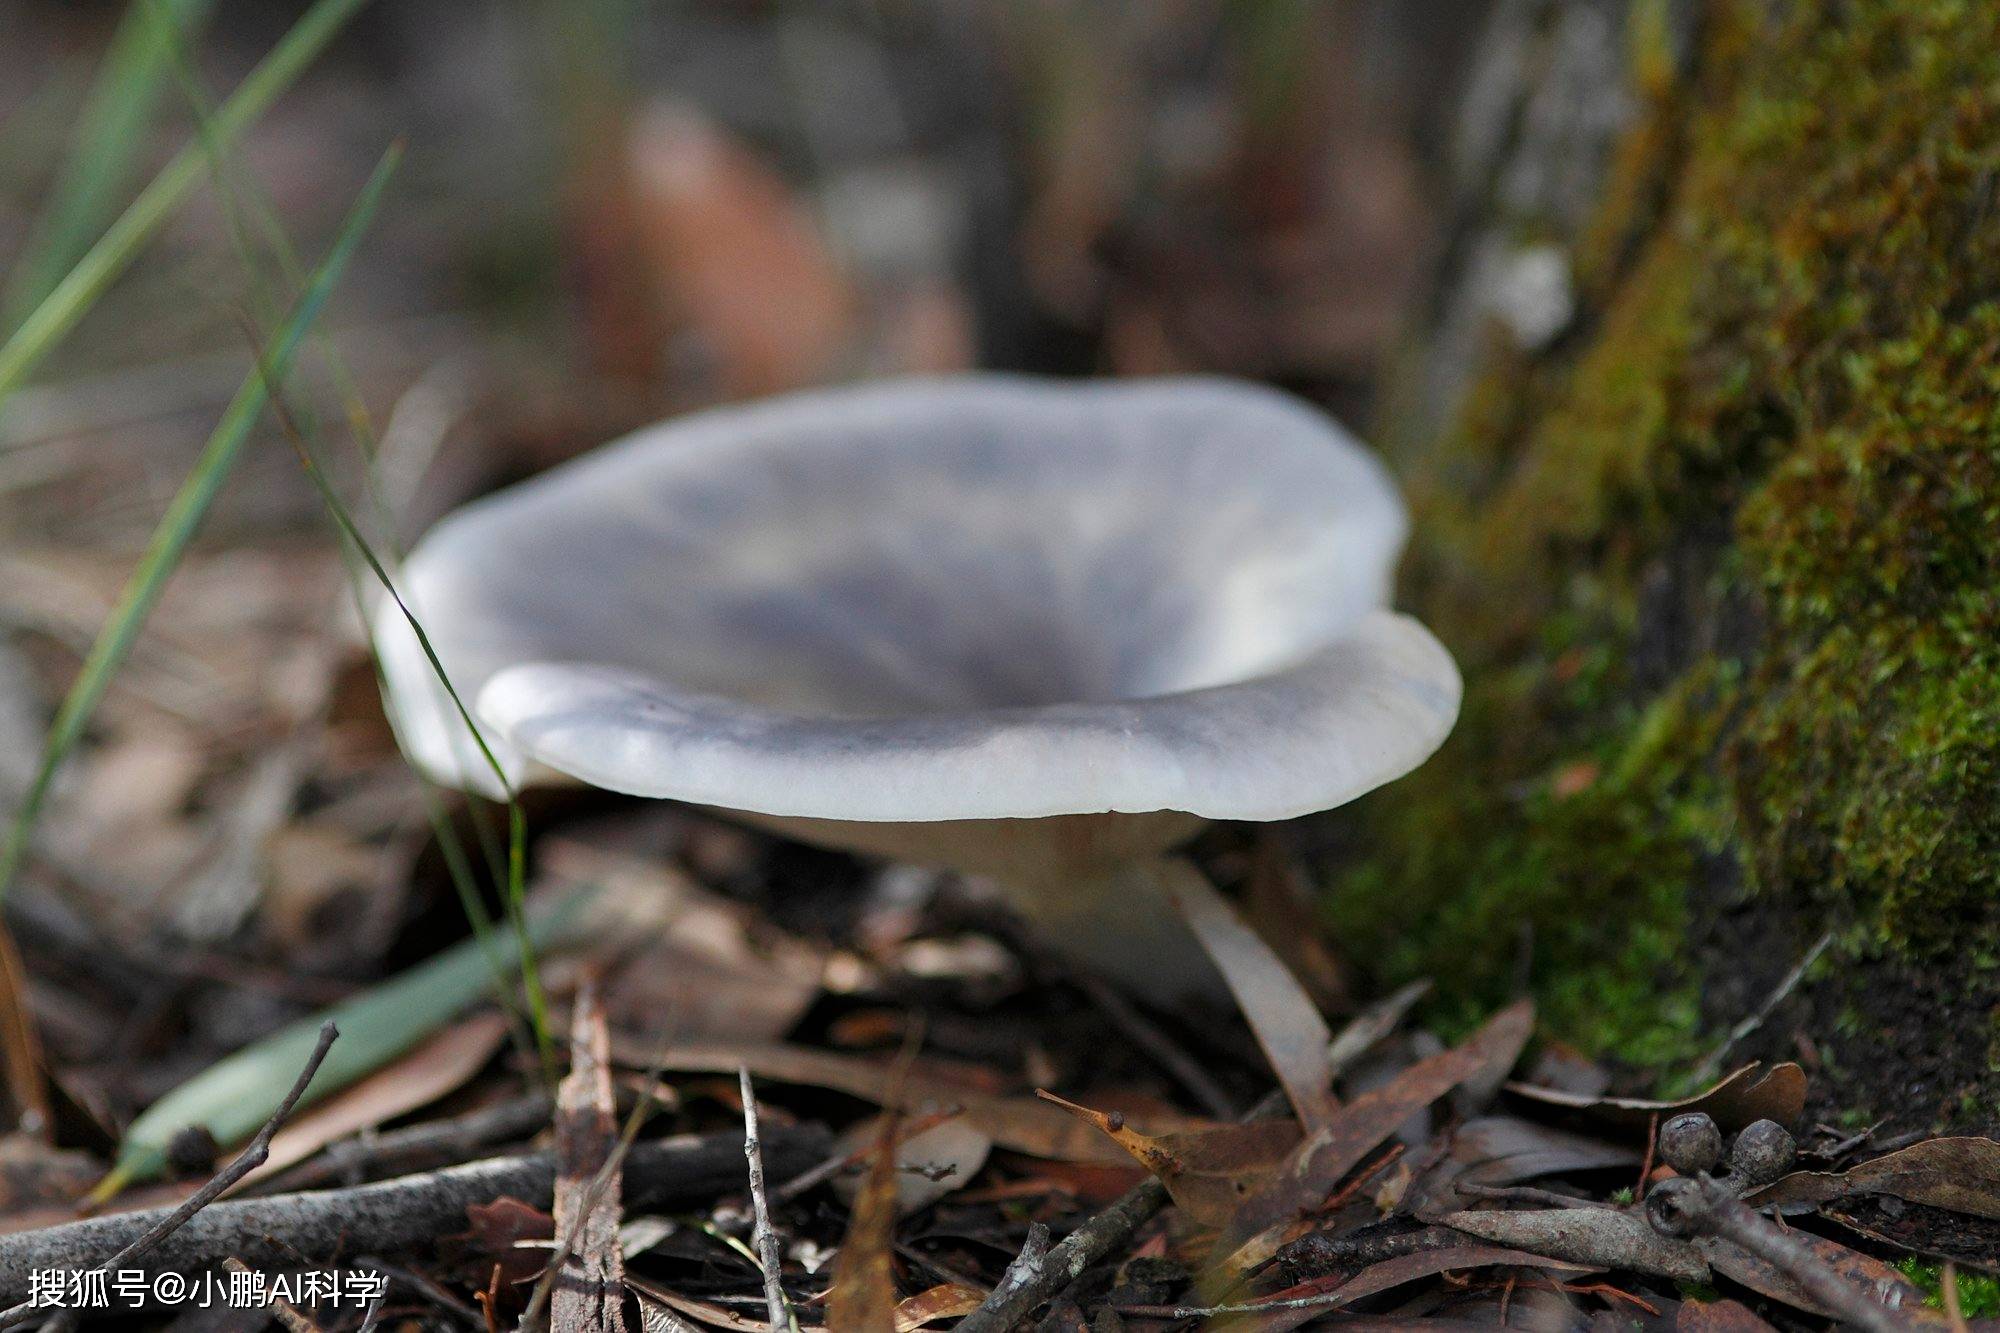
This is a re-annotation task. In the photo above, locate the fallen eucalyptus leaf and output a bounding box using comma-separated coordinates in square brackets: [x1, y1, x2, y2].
[1407, 1114, 1639, 1216]
[1437, 1207, 1710, 1283]
[1747, 1136, 2000, 1221]
[827, 1108, 901, 1332]
[1505, 1062, 1806, 1132]
[626, 1038, 1196, 1162]
[892, 1283, 984, 1331]
[1170, 863, 1336, 1131]
[234, 1011, 509, 1191]
[1213, 999, 1535, 1268]
[1037, 1090, 1299, 1225]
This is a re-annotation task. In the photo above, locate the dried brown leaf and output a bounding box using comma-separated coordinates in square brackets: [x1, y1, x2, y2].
[1748, 1136, 2000, 1221]
[235, 1012, 508, 1190]
[1406, 1114, 1639, 1216]
[827, 1109, 902, 1332]
[1036, 1091, 1299, 1226]
[891, 1282, 984, 1331]
[1214, 999, 1536, 1266]
[0, 928, 46, 1142]
[624, 1038, 1189, 1162]
[1437, 1207, 1710, 1283]
[1698, 1231, 1931, 1322]
[624, 101, 855, 397]
[1170, 862, 1336, 1131]
[1505, 1061, 1806, 1132]
[452, 1196, 554, 1291]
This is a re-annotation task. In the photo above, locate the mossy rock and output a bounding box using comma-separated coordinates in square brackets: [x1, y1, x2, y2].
[1337, 0, 2000, 1128]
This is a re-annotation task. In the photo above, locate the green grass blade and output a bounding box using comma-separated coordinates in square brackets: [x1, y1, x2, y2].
[0, 147, 401, 909]
[1, 0, 223, 331]
[146, 18, 558, 1074]
[275, 410, 558, 1075]
[94, 882, 601, 1196]
[0, 0, 372, 406]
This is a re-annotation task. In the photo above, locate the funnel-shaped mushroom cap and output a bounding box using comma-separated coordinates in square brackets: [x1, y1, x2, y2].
[374, 376, 1459, 822]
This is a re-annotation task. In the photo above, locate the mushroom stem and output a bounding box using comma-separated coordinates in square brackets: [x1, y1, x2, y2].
[996, 856, 1228, 1005]
[727, 810, 1228, 1005]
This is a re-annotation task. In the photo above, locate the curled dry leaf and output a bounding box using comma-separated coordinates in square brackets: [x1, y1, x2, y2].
[1747, 1136, 2000, 1221]
[1035, 1090, 1300, 1225]
[1437, 1207, 1710, 1283]
[1505, 1061, 1807, 1133]
[1213, 999, 1536, 1266]
[891, 1282, 984, 1331]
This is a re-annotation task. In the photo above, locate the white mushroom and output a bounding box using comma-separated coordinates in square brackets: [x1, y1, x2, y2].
[374, 376, 1460, 1000]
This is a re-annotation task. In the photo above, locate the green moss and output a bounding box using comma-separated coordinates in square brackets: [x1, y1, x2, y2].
[1336, 0, 2000, 1092]
[1897, 1260, 2000, 1318]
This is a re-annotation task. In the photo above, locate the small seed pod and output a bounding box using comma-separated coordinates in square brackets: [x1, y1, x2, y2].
[1644, 1176, 1707, 1239]
[164, 1123, 220, 1176]
[1729, 1118, 1797, 1184]
[1657, 1111, 1723, 1174]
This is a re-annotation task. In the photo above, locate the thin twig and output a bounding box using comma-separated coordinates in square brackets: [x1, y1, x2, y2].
[540, 981, 627, 1333]
[0, 1126, 828, 1303]
[954, 1181, 1165, 1333]
[1108, 1286, 1352, 1321]
[1646, 1175, 1903, 1332]
[739, 1069, 791, 1332]
[518, 1034, 664, 1333]
[1456, 1182, 1614, 1211]
[254, 1091, 551, 1194]
[958, 1083, 1301, 1331]
[0, 1021, 338, 1329]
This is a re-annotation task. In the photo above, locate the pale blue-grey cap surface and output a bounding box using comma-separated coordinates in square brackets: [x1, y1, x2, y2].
[373, 375, 1460, 821]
